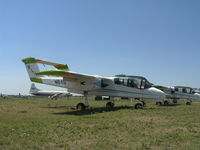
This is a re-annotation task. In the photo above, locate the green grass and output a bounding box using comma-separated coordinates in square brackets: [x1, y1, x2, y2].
[0, 98, 200, 150]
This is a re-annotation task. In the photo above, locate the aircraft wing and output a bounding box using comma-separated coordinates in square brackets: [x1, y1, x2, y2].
[36, 69, 100, 81]
[36, 59, 69, 70]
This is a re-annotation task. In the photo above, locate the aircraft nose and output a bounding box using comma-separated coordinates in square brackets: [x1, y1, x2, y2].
[194, 93, 200, 101]
[150, 87, 166, 99]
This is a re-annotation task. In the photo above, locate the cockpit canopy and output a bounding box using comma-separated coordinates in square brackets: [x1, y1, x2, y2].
[174, 86, 194, 94]
[114, 75, 152, 89]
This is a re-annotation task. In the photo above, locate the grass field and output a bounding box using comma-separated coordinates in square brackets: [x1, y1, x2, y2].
[0, 98, 200, 150]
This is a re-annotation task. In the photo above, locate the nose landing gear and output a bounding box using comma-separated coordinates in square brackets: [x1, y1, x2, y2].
[106, 102, 115, 108]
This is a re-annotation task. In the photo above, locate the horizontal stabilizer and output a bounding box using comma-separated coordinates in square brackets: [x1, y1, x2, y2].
[36, 69, 97, 81]
[36, 69, 75, 77]
[36, 59, 69, 70]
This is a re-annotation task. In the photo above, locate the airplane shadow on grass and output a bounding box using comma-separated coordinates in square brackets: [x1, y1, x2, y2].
[48, 104, 181, 116]
[42, 105, 72, 109]
[159, 103, 181, 107]
[52, 106, 134, 116]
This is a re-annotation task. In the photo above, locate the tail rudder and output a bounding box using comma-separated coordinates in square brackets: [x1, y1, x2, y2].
[22, 57, 40, 78]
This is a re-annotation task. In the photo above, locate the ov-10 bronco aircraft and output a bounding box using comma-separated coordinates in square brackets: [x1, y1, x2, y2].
[153, 85, 200, 105]
[22, 57, 165, 110]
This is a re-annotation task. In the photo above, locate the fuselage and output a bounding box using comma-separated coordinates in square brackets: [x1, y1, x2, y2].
[37, 75, 165, 101]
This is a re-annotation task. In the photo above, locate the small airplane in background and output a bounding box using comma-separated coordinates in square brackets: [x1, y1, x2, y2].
[22, 57, 165, 110]
[30, 83, 72, 100]
[0, 93, 8, 99]
[153, 85, 200, 105]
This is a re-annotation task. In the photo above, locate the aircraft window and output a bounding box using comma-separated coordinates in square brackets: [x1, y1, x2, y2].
[119, 78, 124, 85]
[179, 88, 183, 93]
[183, 88, 187, 93]
[114, 78, 125, 85]
[114, 78, 120, 84]
[140, 80, 144, 89]
[134, 79, 141, 88]
[186, 88, 192, 94]
[144, 82, 152, 89]
[123, 79, 127, 86]
[115, 77, 150, 89]
[191, 90, 195, 94]
[127, 79, 134, 87]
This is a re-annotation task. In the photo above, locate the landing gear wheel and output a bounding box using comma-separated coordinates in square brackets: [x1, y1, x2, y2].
[156, 102, 162, 106]
[164, 101, 169, 106]
[134, 103, 143, 109]
[173, 99, 177, 104]
[186, 102, 192, 105]
[106, 102, 115, 108]
[76, 103, 86, 110]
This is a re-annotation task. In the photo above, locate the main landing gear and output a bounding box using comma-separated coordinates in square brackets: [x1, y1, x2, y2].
[106, 102, 115, 108]
[134, 99, 146, 109]
[76, 103, 86, 110]
[134, 103, 143, 109]
[76, 91, 89, 110]
[186, 101, 192, 105]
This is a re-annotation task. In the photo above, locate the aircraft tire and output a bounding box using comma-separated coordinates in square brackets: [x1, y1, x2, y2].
[134, 103, 143, 109]
[186, 102, 192, 105]
[106, 102, 114, 108]
[76, 103, 86, 110]
[164, 101, 169, 106]
[156, 102, 162, 106]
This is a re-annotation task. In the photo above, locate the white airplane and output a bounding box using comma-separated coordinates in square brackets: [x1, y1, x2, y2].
[22, 57, 165, 110]
[30, 83, 72, 99]
[153, 85, 200, 105]
[193, 88, 200, 94]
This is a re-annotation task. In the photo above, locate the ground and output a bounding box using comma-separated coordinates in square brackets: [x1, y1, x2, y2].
[0, 98, 200, 150]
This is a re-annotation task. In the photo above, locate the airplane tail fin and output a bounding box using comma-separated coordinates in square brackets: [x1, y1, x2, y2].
[22, 57, 69, 83]
[22, 57, 43, 83]
[30, 83, 40, 94]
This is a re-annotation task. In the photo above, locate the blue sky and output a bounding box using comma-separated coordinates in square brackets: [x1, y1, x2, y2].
[0, 0, 200, 94]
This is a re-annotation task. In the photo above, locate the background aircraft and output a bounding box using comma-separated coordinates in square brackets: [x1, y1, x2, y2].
[22, 57, 165, 110]
[30, 83, 72, 100]
[153, 85, 200, 105]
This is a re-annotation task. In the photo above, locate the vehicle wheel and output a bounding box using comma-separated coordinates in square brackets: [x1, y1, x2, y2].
[186, 102, 192, 105]
[156, 102, 162, 106]
[76, 103, 86, 110]
[164, 101, 169, 106]
[106, 102, 114, 108]
[134, 103, 143, 109]
[173, 99, 177, 103]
